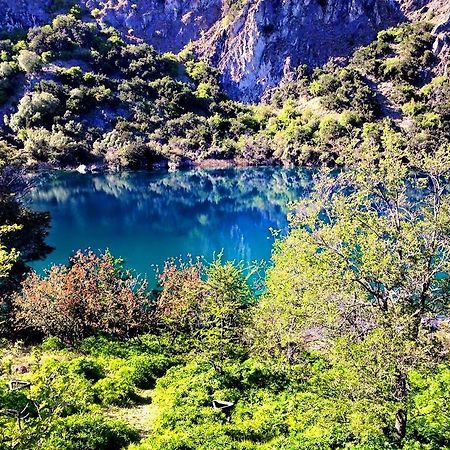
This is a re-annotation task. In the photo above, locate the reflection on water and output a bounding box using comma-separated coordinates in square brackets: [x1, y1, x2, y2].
[28, 167, 313, 278]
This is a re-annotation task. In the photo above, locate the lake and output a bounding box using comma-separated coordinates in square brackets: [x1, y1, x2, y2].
[28, 167, 313, 280]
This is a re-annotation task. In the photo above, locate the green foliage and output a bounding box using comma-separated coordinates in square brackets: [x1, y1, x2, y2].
[41, 414, 139, 450]
[0, 334, 174, 448]
[0, 225, 19, 279]
[352, 22, 434, 84]
[17, 50, 42, 73]
[9, 92, 61, 131]
[93, 365, 136, 406]
[0, 61, 18, 105]
[0, 15, 444, 168]
[156, 257, 253, 368]
[0, 162, 51, 297]
[310, 66, 378, 119]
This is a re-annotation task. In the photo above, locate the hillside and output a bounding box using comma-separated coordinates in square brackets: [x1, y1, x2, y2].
[0, 0, 449, 101]
[0, 8, 448, 170]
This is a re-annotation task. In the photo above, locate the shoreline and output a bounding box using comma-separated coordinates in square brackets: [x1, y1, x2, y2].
[26, 157, 308, 175]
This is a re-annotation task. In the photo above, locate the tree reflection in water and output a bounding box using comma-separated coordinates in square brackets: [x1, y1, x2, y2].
[28, 167, 313, 280]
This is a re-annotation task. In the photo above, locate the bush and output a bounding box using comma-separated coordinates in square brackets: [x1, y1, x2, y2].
[93, 365, 136, 406]
[41, 414, 139, 450]
[77, 334, 164, 358]
[129, 354, 174, 389]
[17, 50, 42, 73]
[9, 92, 60, 131]
[94, 130, 161, 169]
[12, 250, 153, 343]
[310, 67, 378, 119]
[22, 127, 81, 165]
[69, 357, 105, 382]
[156, 258, 253, 367]
[30, 357, 96, 414]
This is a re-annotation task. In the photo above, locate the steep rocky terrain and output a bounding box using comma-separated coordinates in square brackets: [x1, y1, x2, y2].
[0, 0, 52, 31]
[191, 0, 405, 100]
[0, 0, 448, 100]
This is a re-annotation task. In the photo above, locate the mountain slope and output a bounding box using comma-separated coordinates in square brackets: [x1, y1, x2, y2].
[0, 0, 448, 101]
[0, 9, 448, 171]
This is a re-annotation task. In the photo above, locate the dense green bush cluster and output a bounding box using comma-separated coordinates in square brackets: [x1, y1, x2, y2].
[352, 23, 434, 85]
[126, 359, 450, 450]
[0, 335, 175, 449]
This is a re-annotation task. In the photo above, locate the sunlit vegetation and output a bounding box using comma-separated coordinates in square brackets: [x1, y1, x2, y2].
[1, 7, 450, 450]
[0, 8, 261, 169]
[1, 139, 450, 448]
[0, 12, 448, 169]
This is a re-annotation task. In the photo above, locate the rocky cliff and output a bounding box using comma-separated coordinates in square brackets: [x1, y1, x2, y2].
[0, 0, 449, 101]
[0, 0, 52, 31]
[191, 0, 405, 100]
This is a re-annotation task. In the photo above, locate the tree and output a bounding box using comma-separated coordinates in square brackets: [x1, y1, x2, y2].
[156, 258, 253, 369]
[0, 225, 19, 278]
[9, 92, 60, 132]
[0, 225, 19, 330]
[200, 260, 253, 368]
[0, 159, 51, 298]
[17, 50, 42, 74]
[22, 127, 80, 165]
[253, 138, 450, 444]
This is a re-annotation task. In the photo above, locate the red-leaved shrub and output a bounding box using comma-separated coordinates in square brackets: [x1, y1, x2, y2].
[12, 250, 152, 343]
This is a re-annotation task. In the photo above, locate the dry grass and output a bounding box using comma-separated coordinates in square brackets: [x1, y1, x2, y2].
[104, 389, 158, 438]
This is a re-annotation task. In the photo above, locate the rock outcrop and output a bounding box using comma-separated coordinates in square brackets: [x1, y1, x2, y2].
[84, 0, 224, 52]
[0, 0, 449, 101]
[82, 0, 407, 100]
[192, 0, 405, 100]
[0, 0, 51, 31]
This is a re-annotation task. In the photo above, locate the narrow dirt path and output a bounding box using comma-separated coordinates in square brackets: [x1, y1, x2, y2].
[104, 389, 158, 438]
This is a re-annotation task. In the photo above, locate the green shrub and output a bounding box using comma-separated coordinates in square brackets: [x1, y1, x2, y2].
[17, 50, 42, 73]
[69, 357, 105, 382]
[30, 357, 96, 414]
[128, 354, 173, 388]
[41, 336, 66, 351]
[93, 366, 136, 406]
[41, 413, 139, 450]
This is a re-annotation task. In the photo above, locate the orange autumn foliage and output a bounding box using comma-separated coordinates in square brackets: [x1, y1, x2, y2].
[12, 250, 152, 343]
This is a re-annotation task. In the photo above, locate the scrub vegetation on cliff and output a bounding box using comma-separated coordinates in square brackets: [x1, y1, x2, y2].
[0, 8, 448, 170]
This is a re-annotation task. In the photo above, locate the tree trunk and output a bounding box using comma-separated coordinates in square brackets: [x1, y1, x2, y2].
[394, 409, 407, 443]
[393, 371, 408, 444]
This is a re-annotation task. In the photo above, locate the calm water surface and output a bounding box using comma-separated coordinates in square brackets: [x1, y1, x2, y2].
[28, 167, 313, 279]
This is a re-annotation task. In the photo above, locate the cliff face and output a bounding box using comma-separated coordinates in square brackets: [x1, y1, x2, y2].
[0, 0, 449, 101]
[84, 0, 223, 52]
[81, 0, 406, 100]
[192, 0, 405, 100]
[0, 0, 52, 30]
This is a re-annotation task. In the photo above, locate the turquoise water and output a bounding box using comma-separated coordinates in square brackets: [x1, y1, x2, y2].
[28, 167, 313, 280]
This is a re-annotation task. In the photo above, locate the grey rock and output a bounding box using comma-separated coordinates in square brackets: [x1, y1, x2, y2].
[0, 0, 51, 31]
